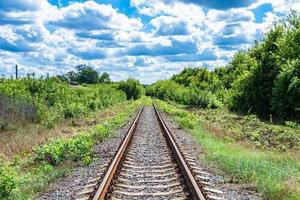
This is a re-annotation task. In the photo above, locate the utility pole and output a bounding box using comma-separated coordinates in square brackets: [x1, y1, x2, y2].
[15, 65, 18, 79]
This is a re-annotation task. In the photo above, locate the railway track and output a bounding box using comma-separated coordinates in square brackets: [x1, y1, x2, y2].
[77, 106, 224, 200]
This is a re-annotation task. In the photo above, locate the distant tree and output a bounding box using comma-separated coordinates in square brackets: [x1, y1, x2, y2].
[99, 72, 111, 83]
[118, 78, 144, 100]
[66, 71, 78, 82]
[75, 64, 99, 84]
[56, 75, 68, 82]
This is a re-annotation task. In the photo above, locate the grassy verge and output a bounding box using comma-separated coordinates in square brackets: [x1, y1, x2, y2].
[192, 108, 300, 151]
[0, 101, 133, 160]
[155, 99, 300, 200]
[0, 98, 147, 200]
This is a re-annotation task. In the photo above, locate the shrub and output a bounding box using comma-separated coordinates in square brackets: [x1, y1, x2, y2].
[147, 80, 222, 109]
[0, 78, 126, 129]
[0, 164, 16, 198]
[43, 104, 64, 129]
[92, 124, 109, 141]
[33, 139, 67, 165]
[178, 115, 198, 129]
[32, 99, 139, 166]
[186, 89, 222, 108]
[64, 103, 87, 118]
[33, 135, 93, 165]
[66, 134, 93, 161]
[118, 78, 144, 100]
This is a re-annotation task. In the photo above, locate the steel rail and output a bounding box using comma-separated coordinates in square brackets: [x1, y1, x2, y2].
[153, 104, 206, 200]
[92, 106, 144, 200]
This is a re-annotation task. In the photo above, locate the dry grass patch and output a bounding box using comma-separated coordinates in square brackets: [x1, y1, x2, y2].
[0, 101, 133, 160]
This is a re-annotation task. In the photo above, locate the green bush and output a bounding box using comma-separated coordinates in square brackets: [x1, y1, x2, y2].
[146, 80, 222, 109]
[118, 78, 144, 100]
[0, 164, 16, 198]
[32, 99, 140, 166]
[272, 60, 300, 120]
[186, 89, 222, 108]
[178, 115, 198, 129]
[43, 104, 64, 128]
[33, 139, 68, 165]
[0, 78, 126, 129]
[67, 134, 93, 161]
[92, 124, 109, 140]
[33, 135, 93, 166]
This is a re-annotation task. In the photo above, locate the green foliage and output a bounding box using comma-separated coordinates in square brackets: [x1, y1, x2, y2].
[146, 80, 222, 108]
[1, 99, 142, 200]
[33, 139, 68, 165]
[0, 163, 16, 198]
[0, 78, 126, 129]
[156, 100, 300, 200]
[75, 64, 99, 84]
[272, 60, 300, 119]
[148, 11, 300, 121]
[57, 64, 111, 84]
[229, 12, 300, 120]
[67, 134, 93, 162]
[194, 107, 300, 151]
[92, 124, 109, 140]
[33, 133, 94, 165]
[186, 89, 222, 108]
[32, 99, 140, 166]
[146, 80, 186, 103]
[118, 78, 145, 100]
[178, 115, 199, 129]
[82, 155, 93, 165]
[98, 72, 111, 83]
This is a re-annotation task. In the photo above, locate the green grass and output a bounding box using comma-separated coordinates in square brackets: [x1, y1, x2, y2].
[156, 99, 300, 200]
[0, 98, 145, 200]
[192, 108, 300, 151]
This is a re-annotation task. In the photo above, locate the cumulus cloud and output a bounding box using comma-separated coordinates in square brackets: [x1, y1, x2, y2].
[0, 0, 44, 12]
[49, 1, 142, 31]
[127, 36, 199, 56]
[0, 0, 57, 25]
[150, 16, 191, 36]
[181, 0, 257, 10]
[252, 0, 300, 12]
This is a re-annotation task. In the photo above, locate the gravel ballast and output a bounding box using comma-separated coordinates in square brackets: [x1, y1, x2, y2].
[161, 111, 262, 200]
[38, 113, 135, 200]
[38, 106, 261, 200]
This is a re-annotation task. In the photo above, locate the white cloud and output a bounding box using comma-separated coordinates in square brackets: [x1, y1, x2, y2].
[258, 0, 300, 13]
[150, 16, 191, 36]
[50, 1, 142, 31]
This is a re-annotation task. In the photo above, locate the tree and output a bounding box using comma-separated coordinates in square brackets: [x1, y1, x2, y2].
[75, 64, 99, 84]
[56, 75, 68, 82]
[118, 78, 144, 100]
[66, 71, 78, 82]
[272, 60, 300, 119]
[99, 72, 111, 83]
[230, 24, 285, 117]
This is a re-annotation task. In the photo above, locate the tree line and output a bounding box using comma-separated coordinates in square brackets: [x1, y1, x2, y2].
[57, 64, 111, 84]
[147, 11, 300, 121]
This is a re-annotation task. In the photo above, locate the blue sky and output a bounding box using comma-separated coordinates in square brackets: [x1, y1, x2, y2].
[0, 0, 298, 83]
